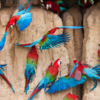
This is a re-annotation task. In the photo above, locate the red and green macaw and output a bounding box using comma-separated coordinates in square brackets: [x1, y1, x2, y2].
[77, 0, 95, 9]
[98, 49, 100, 60]
[64, 93, 78, 100]
[28, 59, 62, 100]
[0, 0, 33, 51]
[15, 26, 83, 51]
[25, 46, 38, 95]
[46, 60, 100, 94]
[0, 64, 15, 93]
[45, 0, 70, 14]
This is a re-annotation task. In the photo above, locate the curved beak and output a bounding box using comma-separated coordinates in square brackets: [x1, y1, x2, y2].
[10, 25, 13, 29]
[98, 42, 100, 46]
[60, 60, 62, 65]
[46, 4, 49, 10]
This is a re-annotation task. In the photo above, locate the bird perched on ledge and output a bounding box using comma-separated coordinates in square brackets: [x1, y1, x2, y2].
[0, 0, 33, 51]
[15, 26, 83, 51]
[28, 59, 62, 100]
[0, 64, 15, 93]
[24, 46, 39, 95]
[77, 0, 95, 9]
[45, 0, 70, 14]
[46, 60, 100, 94]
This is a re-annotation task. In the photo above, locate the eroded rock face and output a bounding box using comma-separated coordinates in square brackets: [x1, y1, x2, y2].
[63, 6, 83, 100]
[0, 6, 83, 100]
[82, 2, 100, 100]
[19, 0, 40, 5]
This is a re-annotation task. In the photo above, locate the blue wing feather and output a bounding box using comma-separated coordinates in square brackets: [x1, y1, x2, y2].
[69, 60, 79, 78]
[0, 31, 7, 51]
[0, 64, 6, 71]
[16, 13, 32, 31]
[59, 26, 83, 29]
[46, 75, 87, 94]
[84, 67, 100, 91]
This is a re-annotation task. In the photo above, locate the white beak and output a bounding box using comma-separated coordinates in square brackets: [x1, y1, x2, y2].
[10, 25, 13, 29]
[46, 4, 49, 10]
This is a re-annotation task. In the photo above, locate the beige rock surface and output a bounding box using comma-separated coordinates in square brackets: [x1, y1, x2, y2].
[82, 2, 100, 100]
[19, 0, 40, 5]
[0, 6, 83, 100]
[63, 6, 83, 100]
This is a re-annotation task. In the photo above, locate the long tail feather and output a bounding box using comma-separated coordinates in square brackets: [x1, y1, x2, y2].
[28, 87, 41, 100]
[25, 78, 30, 94]
[0, 71, 15, 93]
[90, 78, 97, 91]
[59, 26, 83, 29]
[28, 78, 44, 100]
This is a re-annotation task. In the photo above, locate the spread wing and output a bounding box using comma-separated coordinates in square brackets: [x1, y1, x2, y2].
[15, 0, 33, 16]
[16, 13, 32, 31]
[15, 33, 71, 51]
[39, 33, 71, 51]
[46, 75, 87, 94]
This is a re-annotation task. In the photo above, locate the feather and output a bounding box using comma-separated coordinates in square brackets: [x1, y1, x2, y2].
[0, 69, 15, 93]
[0, 64, 7, 70]
[24, 46, 38, 94]
[46, 75, 87, 94]
[28, 78, 44, 100]
[84, 67, 100, 90]
[59, 26, 83, 29]
[16, 13, 32, 31]
[0, 31, 7, 51]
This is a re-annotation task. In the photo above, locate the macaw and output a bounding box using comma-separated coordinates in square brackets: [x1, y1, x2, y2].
[25, 46, 38, 95]
[0, 0, 33, 51]
[46, 60, 100, 94]
[98, 49, 100, 60]
[64, 93, 78, 100]
[0, 64, 15, 93]
[46, 0, 70, 14]
[28, 59, 62, 100]
[15, 26, 83, 51]
[77, 0, 95, 9]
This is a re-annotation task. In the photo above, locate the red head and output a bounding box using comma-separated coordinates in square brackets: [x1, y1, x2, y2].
[48, 27, 59, 35]
[53, 59, 62, 68]
[66, 93, 79, 100]
[73, 60, 84, 72]
[5, 15, 20, 31]
[46, 1, 53, 10]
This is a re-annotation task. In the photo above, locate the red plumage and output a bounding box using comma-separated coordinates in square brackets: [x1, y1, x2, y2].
[24, 46, 38, 93]
[46, 1, 60, 14]
[78, 0, 95, 9]
[27, 46, 38, 61]
[70, 60, 85, 80]
[29, 85, 41, 99]
[0, 74, 12, 88]
[66, 93, 79, 100]
[48, 27, 59, 35]
[28, 59, 61, 100]
[98, 49, 100, 60]
[5, 15, 21, 31]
